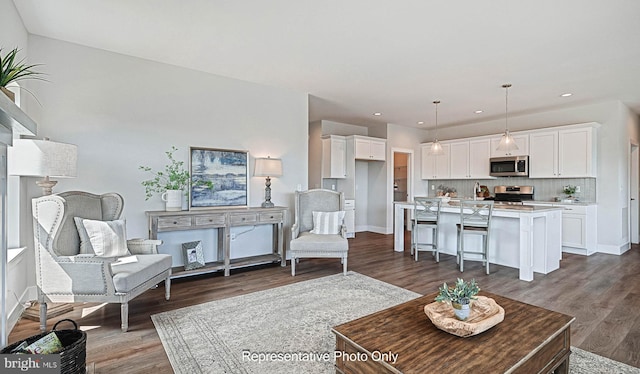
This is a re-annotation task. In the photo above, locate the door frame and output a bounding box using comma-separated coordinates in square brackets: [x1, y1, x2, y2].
[630, 142, 639, 244]
[388, 147, 414, 233]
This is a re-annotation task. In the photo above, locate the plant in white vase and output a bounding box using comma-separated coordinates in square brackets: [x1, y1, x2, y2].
[435, 278, 480, 321]
[139, 146, 212, 210]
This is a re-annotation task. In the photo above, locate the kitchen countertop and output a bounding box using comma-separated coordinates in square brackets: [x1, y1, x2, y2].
[442, 201, 563, 212]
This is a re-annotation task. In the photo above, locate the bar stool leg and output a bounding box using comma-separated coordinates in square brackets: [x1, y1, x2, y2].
[433, 226, 439, 262]
[484, 234, 490, 275]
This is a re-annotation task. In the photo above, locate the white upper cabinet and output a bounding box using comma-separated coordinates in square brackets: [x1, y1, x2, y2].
[558, 127, 595, 177]
[421, 143, 450, 180]
[321, 135, 347, 178]
[529, 125, 596, 178]
[529, 131, 558, 177]
[352, 136, 386, 161]
[449, 138, 492, 179]
[490, 134, 529, 157]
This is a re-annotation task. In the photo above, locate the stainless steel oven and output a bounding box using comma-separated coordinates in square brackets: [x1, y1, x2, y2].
[490, 156, 529, 177]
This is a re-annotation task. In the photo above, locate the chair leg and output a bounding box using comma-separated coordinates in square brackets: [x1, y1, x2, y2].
[459, 232, 465, 273]
[485, 235, 490, 275]
[165, 275, 171, 301]
[456, 229, 461, 265]
[343, 256, 347, 275]
[411, 223, 416, 257]
[39, 300, 47, 332]
[434, 226, 440, 263]
[121, 302, 128, 332]
[291, 256, 296, 276]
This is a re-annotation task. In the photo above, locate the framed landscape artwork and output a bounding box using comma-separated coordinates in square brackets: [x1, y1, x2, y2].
[189, 147, 249, 209]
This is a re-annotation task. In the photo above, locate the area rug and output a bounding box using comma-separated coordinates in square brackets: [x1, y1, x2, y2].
[152, 272, 639, 374]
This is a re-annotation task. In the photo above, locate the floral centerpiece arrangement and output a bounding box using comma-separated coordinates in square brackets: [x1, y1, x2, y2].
[435, 278, 480, 321]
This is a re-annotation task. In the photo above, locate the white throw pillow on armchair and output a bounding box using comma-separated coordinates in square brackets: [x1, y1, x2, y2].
[74, 217, 130, 257]
[310, 211, 346, 235]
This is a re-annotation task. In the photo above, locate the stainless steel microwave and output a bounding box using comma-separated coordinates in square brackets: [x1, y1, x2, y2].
[490, 156, 529, 177]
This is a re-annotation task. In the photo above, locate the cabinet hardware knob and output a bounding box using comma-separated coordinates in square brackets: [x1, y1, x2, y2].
[242, 217, 246, 221]
[270, 216, 274, 218]
[173, 221, 177, 224]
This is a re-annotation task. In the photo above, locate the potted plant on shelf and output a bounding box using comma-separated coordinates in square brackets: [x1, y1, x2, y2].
[435, 278, 480, 321]
[0, 47, 46, 102]
[139, 146, 213, 211]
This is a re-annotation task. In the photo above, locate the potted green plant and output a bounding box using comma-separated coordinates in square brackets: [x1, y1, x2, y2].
[139, 146, 212, 211]
[563, 185, 577, 198]
[435, 278, 480, 321]
[0, 47, 46, 102]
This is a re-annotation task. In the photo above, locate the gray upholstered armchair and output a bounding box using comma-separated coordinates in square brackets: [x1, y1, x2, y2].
[32, 191, 172, 332]
[290, 189, 349, 276]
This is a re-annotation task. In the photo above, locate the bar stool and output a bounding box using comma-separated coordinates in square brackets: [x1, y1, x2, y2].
[412, 197, 442, 262]
[457, 200, 494, 274]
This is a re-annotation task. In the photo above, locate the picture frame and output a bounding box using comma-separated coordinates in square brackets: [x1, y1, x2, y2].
[182, 241, 205, 270]
[189, 147, 249, 209]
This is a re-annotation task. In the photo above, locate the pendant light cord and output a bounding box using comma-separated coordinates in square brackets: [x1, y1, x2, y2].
[502, 84, 511, 132]
[433, 100, 440, 140]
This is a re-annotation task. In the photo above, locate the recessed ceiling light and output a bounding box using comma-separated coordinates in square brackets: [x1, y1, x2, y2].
[417, 121, 424, 125]
[560, 93, 573, 97]
[474, 110, 483, 114]
[373, 112, 382, 116]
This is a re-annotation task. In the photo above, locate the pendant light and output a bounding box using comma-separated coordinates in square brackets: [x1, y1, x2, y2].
[496, 83, 519, 153]
[429, 100, 444, 155]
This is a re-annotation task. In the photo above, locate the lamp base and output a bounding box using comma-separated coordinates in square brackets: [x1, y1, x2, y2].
[36, 177, 58, 196]
[261, 201, 275, 208]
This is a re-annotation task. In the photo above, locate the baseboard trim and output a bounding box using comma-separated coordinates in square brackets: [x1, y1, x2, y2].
[7, 286, 35, 335]
[597, 242, 631, 255]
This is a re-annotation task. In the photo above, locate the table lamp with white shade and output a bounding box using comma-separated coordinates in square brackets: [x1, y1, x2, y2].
[254, 156, 282, 208]
[8, 137, 78, 195]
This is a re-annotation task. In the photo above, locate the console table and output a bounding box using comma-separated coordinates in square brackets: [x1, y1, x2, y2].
[146, 206, 287, 278]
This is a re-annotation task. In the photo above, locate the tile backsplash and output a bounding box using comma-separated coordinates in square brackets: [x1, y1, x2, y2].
[424, 178, 596, 202]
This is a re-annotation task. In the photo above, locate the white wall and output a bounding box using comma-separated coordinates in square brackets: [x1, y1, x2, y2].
[22, 35, 308, 279]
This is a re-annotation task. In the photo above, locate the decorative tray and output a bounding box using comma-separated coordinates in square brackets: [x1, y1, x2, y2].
[424, 296, 505, 337]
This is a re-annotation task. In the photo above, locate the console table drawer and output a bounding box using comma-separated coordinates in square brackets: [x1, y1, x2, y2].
[230, 213, 258, 225]
[259, 212, 283, 223]
[195, 214, 226, 226]
[157, 216, 192, 229]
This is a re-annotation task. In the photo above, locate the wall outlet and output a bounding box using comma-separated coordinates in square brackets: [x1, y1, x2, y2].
[431, 185, 435, 190]
[331, 184, 336, 190]
[575, 186, 581, 193]
[230, 233, 236, 241]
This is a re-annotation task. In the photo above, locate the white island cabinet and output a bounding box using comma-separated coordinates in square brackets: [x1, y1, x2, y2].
[394, 201, 563, 282]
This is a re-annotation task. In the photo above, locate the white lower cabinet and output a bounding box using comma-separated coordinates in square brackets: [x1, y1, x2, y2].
[560, 204, 597, 255]
[525, 202, 597, 255]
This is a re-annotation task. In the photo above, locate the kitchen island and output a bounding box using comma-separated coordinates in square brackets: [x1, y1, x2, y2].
[394, 200, 564, 281]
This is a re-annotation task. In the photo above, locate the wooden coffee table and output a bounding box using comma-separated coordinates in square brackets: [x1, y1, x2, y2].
[332, 291, 575, 374]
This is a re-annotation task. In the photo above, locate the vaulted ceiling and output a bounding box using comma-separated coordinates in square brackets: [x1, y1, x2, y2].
[12, 0, 640, 129]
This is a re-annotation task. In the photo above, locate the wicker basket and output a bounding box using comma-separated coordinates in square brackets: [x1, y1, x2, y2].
[1, 319, 87, 374]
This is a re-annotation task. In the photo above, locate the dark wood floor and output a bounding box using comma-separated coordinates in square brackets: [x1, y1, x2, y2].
[8, 232, 640, 372]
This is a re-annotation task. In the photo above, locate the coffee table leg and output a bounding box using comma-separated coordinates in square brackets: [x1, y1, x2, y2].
[555, 356, 569, 374]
